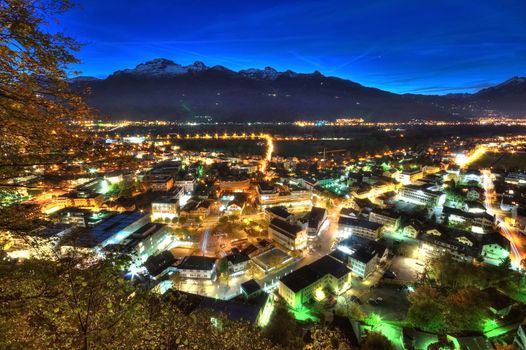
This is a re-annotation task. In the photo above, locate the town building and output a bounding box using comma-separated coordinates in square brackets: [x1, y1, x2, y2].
[218, 176, 251, 192]
[505, 172, 526, 186]
[173, 175, 196, 193]
[257, 182, 311, 209]
[180, 200, 212, 219]
[151, 187, 184, 221]
[225, 253, 250, 275]
[480, 233, 510, 266]
[144, 250, 177, 277]
[55, 191, 104, 210]
[240, 279, 262, 299]
[418, 227, 478, 262]
[396, 169, 423, 185]
[461, 169, 482, 185]
[399, 184, 445, 207]
[332, 236, 387, 278]
[279, 255, 352, 308]
[268, 218, 307, 251]
[265, 206, 294, 222]
[2, 223, 73, 259]
[402, 219, 424, 239]
[177, 256, 218, 280]
[483, 287, 515, 318]
[307, 207, 328, 238]
[338, 217, 383, 240]
[442, 206, 495, 233]
[368, 209, 400, 231]
[61, 211, 150, 253]
[149, 175, 174, 192]
[108, 222, 178, 266]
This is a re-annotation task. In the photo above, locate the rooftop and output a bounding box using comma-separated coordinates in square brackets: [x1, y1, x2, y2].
[240, 279, 261, 296]
[75, 211, 147, 248]
[144, 250, 176, 276]
[280, 255, 350, 293]
[269, 218, 303, 239]
[178, 256, 217, 271]
[338, 217, 382, 231]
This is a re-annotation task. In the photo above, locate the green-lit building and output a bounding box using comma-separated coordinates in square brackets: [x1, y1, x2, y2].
[278, 255, 351, 308]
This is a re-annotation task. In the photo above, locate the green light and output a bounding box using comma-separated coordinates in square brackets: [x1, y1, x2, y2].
[290, 306, 318, 322]
[366, 313, 382, 327]
[483, 318, 499, 333]
[99, 179, 110, 194]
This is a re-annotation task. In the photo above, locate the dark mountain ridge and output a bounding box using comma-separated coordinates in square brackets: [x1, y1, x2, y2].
[70, 59, 526, 121]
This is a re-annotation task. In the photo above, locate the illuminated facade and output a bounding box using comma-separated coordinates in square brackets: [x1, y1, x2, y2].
[279, 255, 351, 308]
[149, 175, 174, 192]
[268, 218, 307, 251]
[396, 169, 423, 185]
[338, 217, 383, 241]
[399, 184, 445, 207]
[55, 192, 104, 210]
[177, 256, 217, 280]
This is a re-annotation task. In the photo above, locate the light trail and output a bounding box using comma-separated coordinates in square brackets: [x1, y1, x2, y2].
[173, 133, 274, 175]
[260, 134, 274, 174]
[482, 169, 524, 268]
[201, 229, 209, 255]
[455, 145, 487, 168]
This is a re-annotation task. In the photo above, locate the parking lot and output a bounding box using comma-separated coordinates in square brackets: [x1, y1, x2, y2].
[389, 256, 425, 282]
[361, 283, 411, 321]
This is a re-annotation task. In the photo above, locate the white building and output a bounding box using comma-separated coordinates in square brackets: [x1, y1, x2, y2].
[337, 217, 383, 241]
[225, 253, 250, 275]
[399, 184, 445, 207]
[173, 176, 196, 193]
[369, 209, 400, 231]
[151, 187, 184, 221]
[396, 169, 423, 185]
[177, 256, 217, 280]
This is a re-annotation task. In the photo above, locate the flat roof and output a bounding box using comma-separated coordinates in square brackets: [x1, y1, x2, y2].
[241, 279, 261, 296]
[269, 218, 303, 239]
[309, 207, 327, 228]
[144, 250, 176, 276]
[178, 256, 217, 271]
[338, 217, 382, 231]
[280, 255, 350, 293]
[75, 211, 146, 248]
[265, 206, 291, 219]
[350, 247, 376, 264]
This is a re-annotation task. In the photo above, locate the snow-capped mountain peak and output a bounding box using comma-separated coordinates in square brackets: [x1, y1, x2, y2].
[185, 61, 208, 72]
[114, 58, 187, 76]
[239, 66, 280, 80]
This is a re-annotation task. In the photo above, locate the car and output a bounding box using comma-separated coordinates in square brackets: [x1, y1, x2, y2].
[375, 297, 383, 303]
[350, 295, 361, 304]
[368, 298, 377, 305]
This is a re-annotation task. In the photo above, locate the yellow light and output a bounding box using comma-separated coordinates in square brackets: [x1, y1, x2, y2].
[314, 288, 326, 301]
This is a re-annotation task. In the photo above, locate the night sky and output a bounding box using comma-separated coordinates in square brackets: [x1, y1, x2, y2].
[55, 0, 526, 94]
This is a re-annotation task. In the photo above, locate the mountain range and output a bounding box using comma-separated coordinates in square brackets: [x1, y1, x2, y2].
[70, 58, 526, 121]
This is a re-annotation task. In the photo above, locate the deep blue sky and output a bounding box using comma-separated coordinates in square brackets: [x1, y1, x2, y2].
[55, 0, 526, 94]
